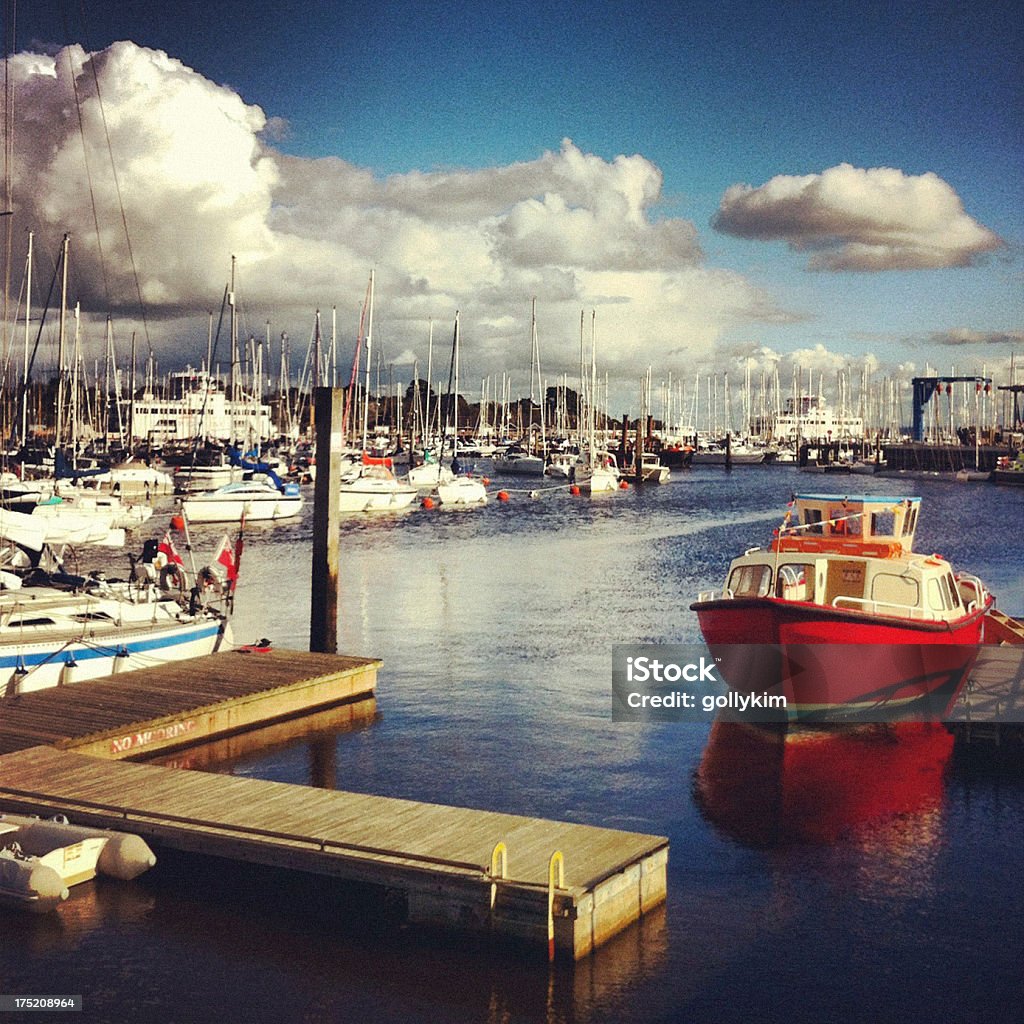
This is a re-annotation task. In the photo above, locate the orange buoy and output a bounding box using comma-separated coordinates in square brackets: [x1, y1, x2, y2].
[170, 514, 185, 531]
[619, 480, 630, 489]
[421, 496, 435, 510]
[482, 476, 491, 485]
[497, 490, 510, 502]
[569, 485, 580, 496]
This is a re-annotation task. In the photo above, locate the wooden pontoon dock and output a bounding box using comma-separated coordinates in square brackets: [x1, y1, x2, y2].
[0, 647, 668, 958]
[946, 642, 1024, 752]
[0, 745, 668, 959]
[0, 648, 380, 759]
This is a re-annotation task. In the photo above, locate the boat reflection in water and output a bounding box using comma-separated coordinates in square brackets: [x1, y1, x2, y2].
[695, 719, 954, 847]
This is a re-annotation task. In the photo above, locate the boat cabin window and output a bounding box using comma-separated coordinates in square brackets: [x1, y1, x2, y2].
[902, 506, 918, 536]
[72, 612, 116, 623]
[776, 563, 812, 601]
[803, 509, 824, 535]
[728, 563, 772, 598]
[870, 510, 895, 538]
[828, 509, 862, 536]
[927, 574, 961, 613]
[9, 616, 58, 628]
[870, 573, 919, 613]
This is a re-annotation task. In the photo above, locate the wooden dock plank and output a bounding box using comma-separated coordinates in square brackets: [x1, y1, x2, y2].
[0, 746, 669, 961]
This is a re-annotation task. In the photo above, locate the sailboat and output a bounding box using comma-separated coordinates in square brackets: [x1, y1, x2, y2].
[575, 311, 619, 494]
[436, 312, 487, 507]
[494, 301, 546, 476]
[338, 271, 417, 513]
[178, 261, 302, 524]
[0, 518, 234, 696]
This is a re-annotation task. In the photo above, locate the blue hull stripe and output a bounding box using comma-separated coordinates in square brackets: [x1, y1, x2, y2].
[0, 623, 225, 670]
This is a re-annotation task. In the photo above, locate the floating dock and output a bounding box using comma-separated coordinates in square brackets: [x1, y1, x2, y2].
[0, 649, 380, 759]
[945, 643, 1024, 751]
[0, 746, 668, 960]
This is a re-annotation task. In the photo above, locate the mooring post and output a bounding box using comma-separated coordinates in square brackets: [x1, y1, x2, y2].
[635, 417, 643, 485]
[310, 387, 343, 654]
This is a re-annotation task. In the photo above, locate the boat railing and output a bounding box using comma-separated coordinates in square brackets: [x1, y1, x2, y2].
[698, 588, 734, 602]
[831, 595, 937, 621]
[954, 572, 988, 614]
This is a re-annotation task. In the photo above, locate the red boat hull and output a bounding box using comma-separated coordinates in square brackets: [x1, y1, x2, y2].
[690, 596, 990, 720]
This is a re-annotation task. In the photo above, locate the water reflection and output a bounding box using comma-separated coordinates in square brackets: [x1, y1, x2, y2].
[695, 719, 953, 848]
[146, 699, 378, 773]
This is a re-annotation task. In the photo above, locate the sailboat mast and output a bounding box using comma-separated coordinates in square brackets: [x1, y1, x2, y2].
[228, 255, 237, 447]
[451, 310, 460, 456]
[425, 318, 434, 446]
[20, 231, 32, 446]
[71, 301, 80, 456]
[361, 269, 375, 451]
[55, 234, 69, 452]
[578, 309, 586, 442]
[532, 299, 546, 457]
[589, 310, 597, 461]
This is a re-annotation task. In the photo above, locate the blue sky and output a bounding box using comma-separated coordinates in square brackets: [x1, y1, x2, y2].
[10, 0, 1023, 410]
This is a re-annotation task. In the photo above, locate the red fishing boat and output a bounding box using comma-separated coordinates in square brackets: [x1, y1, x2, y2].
[690, 494, 994, 719]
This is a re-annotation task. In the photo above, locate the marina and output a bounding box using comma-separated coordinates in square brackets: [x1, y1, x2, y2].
[1, 465, 1021, 1021]
[0, 1, 1019, 1019]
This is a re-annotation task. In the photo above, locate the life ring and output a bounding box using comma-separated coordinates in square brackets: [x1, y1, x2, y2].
[159, 564, 187, 593]
[197, 566, 223, 595]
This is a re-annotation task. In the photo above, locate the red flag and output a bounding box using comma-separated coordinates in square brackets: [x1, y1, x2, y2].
[214, 534, 239, 590]
[157, 531, 184, 567]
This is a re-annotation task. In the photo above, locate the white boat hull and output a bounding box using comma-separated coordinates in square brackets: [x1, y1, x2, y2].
[338, 462, 418, 512]
[407, 462, 453, 490]
[182, 495, 303, 523]
[436, 477, 487, 506]
[1, 599, 232, 696]
[580, 467, 619, 493]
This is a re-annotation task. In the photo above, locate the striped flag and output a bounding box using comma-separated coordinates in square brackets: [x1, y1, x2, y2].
[157, 532, 184, 568]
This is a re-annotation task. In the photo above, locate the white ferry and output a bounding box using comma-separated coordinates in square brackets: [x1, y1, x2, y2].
[129, 368, 273, 444]
[773, 396, 864, 442]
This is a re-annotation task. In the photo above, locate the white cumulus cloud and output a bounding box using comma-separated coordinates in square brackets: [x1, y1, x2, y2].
[713, 163, 1004, 271]
[7, 40, 787, 393]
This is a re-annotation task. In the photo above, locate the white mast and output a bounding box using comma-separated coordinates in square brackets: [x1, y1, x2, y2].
[228, 255, 238, 446]
[360, 269, 375, 451]
[451, 310, 460, 458]
[426, 318, 434, 444]
[20, 231, 32, 445]
[589, 311, 597, 461]
[530, 299, 546, 456]
[55, 234, 69, 452]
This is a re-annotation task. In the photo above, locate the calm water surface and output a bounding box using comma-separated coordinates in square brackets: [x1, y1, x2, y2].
[2, 467, 1022, 1023]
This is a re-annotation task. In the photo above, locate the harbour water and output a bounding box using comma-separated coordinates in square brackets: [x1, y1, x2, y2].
[2, 467, 1023, 1023]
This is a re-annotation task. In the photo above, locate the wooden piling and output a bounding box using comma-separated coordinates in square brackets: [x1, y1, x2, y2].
[635, 418, 643, 486]
[310, 387, 343, 654]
